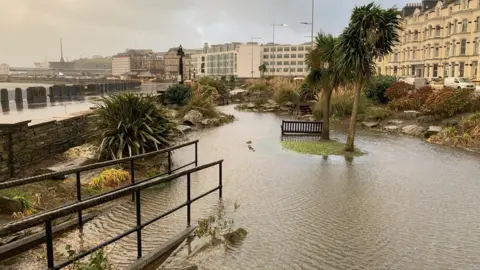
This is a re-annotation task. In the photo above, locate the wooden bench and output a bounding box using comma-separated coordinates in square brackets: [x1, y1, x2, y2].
[281, 120, 323, 135]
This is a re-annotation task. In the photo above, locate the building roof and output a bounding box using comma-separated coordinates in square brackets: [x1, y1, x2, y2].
[138, 71, 155, 78]
[122, 71, 138, 76]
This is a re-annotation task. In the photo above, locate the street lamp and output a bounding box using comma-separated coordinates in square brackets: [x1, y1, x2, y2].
[251, 36, 262, 78]
[272, 23, 287, 76]
[177, 45, 185, 84]
[300, 0, 315, 48]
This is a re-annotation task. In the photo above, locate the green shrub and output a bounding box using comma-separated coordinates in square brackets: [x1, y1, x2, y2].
[365, 106, 392, 120]
[199, 77, 229, 100]
[422, 88, 473, 117]
[274, 87, 299, 105]
[165, 84, 192, 106]
[96, 93, 175, 160]
[388, 86, 433, 111]
[364, 75, 397, 104]
[299, 82, 318, 102]
[313, 91, 366, 119]
[179, 90, 218, 118]
[385, 82, 414, 101]
[248, 80, 270, 92]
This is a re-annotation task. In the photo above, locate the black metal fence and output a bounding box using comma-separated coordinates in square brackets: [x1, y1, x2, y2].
[0, 158, 223, 269]
[0, 140, 199, 227]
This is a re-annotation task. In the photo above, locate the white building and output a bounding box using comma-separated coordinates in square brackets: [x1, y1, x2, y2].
[260, 43, 312, 77]
[112, 56, 131, 77]
[191, 42, 262, 78]
[0, 63, 9, 75]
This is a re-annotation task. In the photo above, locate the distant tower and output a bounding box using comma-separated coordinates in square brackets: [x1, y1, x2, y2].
[60, 39, 65, 63]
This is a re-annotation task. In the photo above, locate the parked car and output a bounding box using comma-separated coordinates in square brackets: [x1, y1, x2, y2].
[444, 77, 476, 90]
[399, 77, 427, 89]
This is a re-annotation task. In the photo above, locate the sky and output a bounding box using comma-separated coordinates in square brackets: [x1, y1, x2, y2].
[0, 0, 402, 67]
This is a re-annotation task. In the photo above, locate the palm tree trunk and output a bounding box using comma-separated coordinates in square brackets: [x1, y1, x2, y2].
[322, 89, 332, 140]
[345, 82, 362, 152]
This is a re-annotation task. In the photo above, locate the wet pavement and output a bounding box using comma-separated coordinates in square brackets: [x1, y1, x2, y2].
[2, 106, 480, 269]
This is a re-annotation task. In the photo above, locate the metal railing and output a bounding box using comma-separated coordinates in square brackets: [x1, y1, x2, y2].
[0, 159, 223, 269]
[0, 140, 199, 228]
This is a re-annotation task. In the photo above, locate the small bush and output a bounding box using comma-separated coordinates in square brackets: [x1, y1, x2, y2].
[364, 75, 397, 104]
[248, 80, 270, 93]
[388, 86, 433, 111]
[90, 169, 130, 191]
[365, 106, 392, 120]
[165, 84, 192, 106]
[385, 82, 415, 101]
[422, 88, 473, 117]
[299, 82, 318, 102]
[313, 91, 366, 119]
[198, 77, 229, 100]
[471, 96, 480, 112]
[96, 93, 175, 160]
[179, 89, 218, 118]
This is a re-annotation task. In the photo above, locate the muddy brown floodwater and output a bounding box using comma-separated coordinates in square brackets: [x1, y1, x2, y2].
[2, 105, 480, 269]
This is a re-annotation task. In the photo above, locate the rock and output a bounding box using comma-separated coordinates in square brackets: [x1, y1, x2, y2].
[417, 115, 436, 124]
[442, 119, 459, 127]
[223, 228, 248, 244]
[404, 110, 421, 119]
[178, 125, 192, 133]
[183, 110, 203, 126]
[233, 99, 241, 103]
[45, 157, 92, 180]
[0, 196, 23, 213]
[279, 106, 291, 112]
[387, 119, 403, 125]
[425, 126, 442, 138]
[246, 103, 255, 109]
[300, 114, 315, 121]
[402, 125, 427, 137]
[201, 118, 220, 126]
[362, 122, 379, 128]
[165, 109, 178, 118]
[284, 101, 294, 107]
[383, 125, 399, 132]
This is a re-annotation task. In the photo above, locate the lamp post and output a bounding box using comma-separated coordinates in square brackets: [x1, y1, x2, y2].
[177, 45, 185, 84]
[272, 22, 287, 76]
[300, 0, 315, 48]
[251, 36, 262, 78]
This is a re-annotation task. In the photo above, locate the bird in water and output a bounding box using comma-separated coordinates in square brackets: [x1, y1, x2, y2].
[248, 144, 255, 152]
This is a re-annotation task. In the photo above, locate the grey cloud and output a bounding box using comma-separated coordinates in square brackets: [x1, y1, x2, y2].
[0, 0, 402, 66]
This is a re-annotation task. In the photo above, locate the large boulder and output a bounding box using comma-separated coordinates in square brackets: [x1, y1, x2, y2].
[362, 122, 379, 128]
[425, 126, 442, 138]
[402, 125, 427, 137]
[404, 110, 421, 119]
[442, 119, 459, 127]
[183, 110, 203, 126]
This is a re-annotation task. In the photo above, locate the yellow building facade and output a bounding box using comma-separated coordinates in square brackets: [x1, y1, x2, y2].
[378, 0, 480, 80]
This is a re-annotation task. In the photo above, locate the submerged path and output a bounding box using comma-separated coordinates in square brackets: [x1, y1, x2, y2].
[3, 105, 480, 269]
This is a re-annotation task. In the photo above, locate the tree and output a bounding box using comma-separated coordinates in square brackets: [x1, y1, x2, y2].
[306, 33, 346, 140]
[258, 64, 267, 77]
[338, 2, 401, 151]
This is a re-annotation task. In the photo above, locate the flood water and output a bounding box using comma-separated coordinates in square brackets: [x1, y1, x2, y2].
[0, 82, 170, 123]
[2, 106, 480, 269]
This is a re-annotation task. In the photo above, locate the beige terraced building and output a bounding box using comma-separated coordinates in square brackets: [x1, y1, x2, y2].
[261, 43, 312, 77]
[377, 0, 480, 80]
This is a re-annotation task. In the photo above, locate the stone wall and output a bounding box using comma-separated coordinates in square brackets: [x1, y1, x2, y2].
[0, 113, 99, 181]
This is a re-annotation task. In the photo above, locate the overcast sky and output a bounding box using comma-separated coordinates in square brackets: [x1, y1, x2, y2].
[0, 0, 402, 66]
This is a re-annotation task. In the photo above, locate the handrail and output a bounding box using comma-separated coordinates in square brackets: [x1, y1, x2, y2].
[0, 140, 199, 190]
[0, 160, 222, 237]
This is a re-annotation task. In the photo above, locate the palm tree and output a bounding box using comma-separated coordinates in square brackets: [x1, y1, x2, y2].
[338, 2, 401, 151]
[306, 33, 346, 140]
[258, 64, 267, 77]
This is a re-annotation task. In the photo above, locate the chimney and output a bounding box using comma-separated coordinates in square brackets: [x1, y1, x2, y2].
[402, 2, 422, 17]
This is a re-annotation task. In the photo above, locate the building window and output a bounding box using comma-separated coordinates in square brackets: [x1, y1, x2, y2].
[433, 64, 438, 77]
[414, 30, 418, 41]
[454, 20, 458, 33]
[277, 54, 283, 59]
[429, 26, 433, 38]
[290, 68, 295, 72]
[452, 40, 457, 56]
[473, 61, 478, 77]
[291, 54, 296, 58]
[291, 61, 296, 65]
[269, 68, 275, 72]
[451, 62, 455, 77]
[460, 62, 465, 76]
[284, 54, 289, 58]
[449, 7, 453, 15]
[297, 68, 304, 72]
[477, 17, 480, 31]
[297, 61, 303, 65]
[474, 39, 479, 54]
[263, 55, 269, 59]
[291, 47, 297, 51]
[284, 47, 290, 51]
[446, 42, 450, 57]
[436, 8, 440, 16]
[394, 50, 398, 62]
[283, 61, 289, 65]
[277, 47, 283, 52]
[426, 65, 430, 77]
[435, 26, 441, 37]
[412, 47, 417, 59]
[444, 62, 449, 77]
[434, 44, 440, 57]
[276, 68, 282, 72]
[462, 19, 468, 32]
[298, 54, 304, 58]
[264, 48, 269, 52]
[464, 0, 469, 9]
[277, 61, 282, 65]
[460, 39, 467, 55]
[283, 68, 289, 72]
[407, 48, 410, 59]
[298, 46, 304, 51]
[449, 23, 453, 35]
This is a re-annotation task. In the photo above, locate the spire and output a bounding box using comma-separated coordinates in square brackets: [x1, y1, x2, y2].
[60, 38, 65, 63]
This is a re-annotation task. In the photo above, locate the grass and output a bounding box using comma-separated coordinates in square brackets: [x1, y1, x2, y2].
[281, 140, 362, 156]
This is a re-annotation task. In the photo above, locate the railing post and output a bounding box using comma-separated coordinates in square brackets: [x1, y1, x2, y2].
[131, 159, 135, 202]
[186, 173, 191, 226]
[219, 162, 223, 199]
[168, 150, 172, 174]
[194, 141, 198, 167]
[45, 220, 54, 269]
[135, 190, 142, 259]
[75, 172, 83, 227]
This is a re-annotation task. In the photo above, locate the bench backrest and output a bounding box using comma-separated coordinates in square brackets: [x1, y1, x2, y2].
[281, 120, 322, 134]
